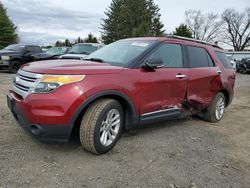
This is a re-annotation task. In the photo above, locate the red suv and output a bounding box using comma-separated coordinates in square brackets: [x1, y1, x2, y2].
[7, 36, 235, 154]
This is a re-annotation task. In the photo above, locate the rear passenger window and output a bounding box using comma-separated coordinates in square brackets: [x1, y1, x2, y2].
[187, 46, 214, 68]
[216, 52, 233, 69]
[147, 43, 183, 68]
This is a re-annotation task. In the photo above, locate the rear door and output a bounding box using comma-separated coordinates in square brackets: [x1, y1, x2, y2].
[186, 45, 221, 110]
[139, 42, 188, 118]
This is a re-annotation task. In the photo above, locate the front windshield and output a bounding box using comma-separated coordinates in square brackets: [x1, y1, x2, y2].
[4, 44, 24, 51]
[46, 47, 68, 55]
[86, 40, 156, 66]
[69, 44, 98, 55]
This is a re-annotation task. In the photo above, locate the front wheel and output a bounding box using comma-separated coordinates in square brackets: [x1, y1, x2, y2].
[203, 92, 226, 122]
[79, 99, 124, 154]
[9, 61, 21, 73]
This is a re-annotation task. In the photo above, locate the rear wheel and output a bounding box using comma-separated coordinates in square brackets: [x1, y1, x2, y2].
[79, 99, 123, 154]
[9, 61, 21, 73]
[203, 92, 226, 122]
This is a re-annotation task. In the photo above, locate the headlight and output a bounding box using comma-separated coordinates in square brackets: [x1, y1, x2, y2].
[32, 75, 85, 93]
[1, 55, 10, 60]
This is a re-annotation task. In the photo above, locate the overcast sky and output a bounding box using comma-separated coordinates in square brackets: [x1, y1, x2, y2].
[1, 0, 249, 45]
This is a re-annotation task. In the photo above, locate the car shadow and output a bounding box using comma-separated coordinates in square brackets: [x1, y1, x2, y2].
[33, 116, 204, 153]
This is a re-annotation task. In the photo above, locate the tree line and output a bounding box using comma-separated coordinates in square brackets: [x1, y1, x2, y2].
[54, 33, 98, 47]
[0, 0, 249, 51]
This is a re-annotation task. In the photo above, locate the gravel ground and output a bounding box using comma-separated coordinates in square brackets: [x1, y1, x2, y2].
[0, 70, 250, 188]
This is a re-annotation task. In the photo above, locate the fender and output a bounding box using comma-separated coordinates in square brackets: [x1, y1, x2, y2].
[70, 90, 139, 131]
[11, 58, 23, 63]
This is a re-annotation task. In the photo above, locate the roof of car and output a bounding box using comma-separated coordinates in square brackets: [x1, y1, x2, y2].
[122, 36, 222, 50]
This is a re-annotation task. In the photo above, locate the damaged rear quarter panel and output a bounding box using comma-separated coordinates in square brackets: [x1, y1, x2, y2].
[186, 67, 223, 111]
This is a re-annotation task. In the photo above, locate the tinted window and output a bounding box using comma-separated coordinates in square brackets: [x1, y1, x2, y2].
[187, 46, 214, 68]
[25, 46, 35, 53]
[147, 43, 183, 67]
[216, 52, 233, 69]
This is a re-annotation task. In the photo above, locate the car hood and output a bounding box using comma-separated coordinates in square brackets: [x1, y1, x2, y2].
[60, 54, 88, 59]
[33, 53, 57, 59]
[21, 59, 124, 75]
[0, 50, 20, 56]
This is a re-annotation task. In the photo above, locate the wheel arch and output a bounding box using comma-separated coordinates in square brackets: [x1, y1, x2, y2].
[70, 90, 139, 137]
[11, 58, 23, 63]
[220, 89, 230, 107]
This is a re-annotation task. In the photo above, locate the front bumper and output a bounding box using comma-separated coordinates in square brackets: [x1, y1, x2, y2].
[0, 60, 10, 67]
[7, 91, 75, 142]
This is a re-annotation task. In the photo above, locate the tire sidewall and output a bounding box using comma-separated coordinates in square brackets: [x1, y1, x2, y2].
[9, 61, 21, 73]
[93, 101, 124, 154]
[212, 93, 226, 122]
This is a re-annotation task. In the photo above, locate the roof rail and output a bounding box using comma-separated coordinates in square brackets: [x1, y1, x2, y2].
[166, 35, 221, 49]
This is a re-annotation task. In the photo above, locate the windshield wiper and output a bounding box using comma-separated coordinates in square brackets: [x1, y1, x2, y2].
[83, 58, 105, 63]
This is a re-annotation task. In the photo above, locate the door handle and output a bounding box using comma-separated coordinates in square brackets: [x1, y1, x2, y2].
[217, 69, 222, 75]
[176, 74, 187, 79]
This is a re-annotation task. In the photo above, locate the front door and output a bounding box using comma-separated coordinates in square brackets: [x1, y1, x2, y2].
[139, 42, 188, 118]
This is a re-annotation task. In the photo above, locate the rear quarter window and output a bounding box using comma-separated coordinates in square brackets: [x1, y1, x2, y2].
[216, 52, 233, 69]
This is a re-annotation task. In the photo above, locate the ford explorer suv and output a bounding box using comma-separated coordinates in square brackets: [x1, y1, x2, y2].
[7, 36, 235, 154]
[0, 44, 42, 73]
[59, 43, 103, 60]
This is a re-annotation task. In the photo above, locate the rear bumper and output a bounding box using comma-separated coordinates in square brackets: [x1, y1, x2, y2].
[7, 93, 73, 142]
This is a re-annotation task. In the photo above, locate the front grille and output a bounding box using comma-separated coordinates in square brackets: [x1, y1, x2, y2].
[15, 83, 30, 92]
[13, 69, 42, 98]
[18, 73, 37, 82]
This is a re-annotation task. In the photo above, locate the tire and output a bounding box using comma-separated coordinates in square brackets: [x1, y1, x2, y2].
[79, 98, 124, 154]
[9, 61, 21, 73]
[203, 92, 226, 123]
[242, 67, 247, 74]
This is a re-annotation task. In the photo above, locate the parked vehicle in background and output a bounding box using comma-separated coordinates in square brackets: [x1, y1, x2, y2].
[32, 47, 70, 61]
[236, 57, 250, 74]
[0, 44, 42, 73]
[226, 55, 236, 70]
[226, 51, 250, 62]
[7, 36, 235, 154]
[60, 43, 103, 60]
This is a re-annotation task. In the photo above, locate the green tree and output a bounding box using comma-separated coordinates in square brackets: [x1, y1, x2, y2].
[0, 2, 17, 49]
[76, 36, 84, 43]
[84, 33, 98, 43]
[55, 40, 61, 47]
[101, 0, 165, 44]
[173, 24, 192, 38]
[65, 39, 71, 47]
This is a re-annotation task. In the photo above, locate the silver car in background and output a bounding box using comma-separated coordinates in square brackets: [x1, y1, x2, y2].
[60, 43, 104, 60]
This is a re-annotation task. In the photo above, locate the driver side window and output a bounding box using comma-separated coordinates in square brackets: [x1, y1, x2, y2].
[25, 47, 33, 53]
[148, 43, 183, 68]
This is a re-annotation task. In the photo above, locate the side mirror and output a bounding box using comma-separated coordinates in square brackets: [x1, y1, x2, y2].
[141, 58, 164, 70]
